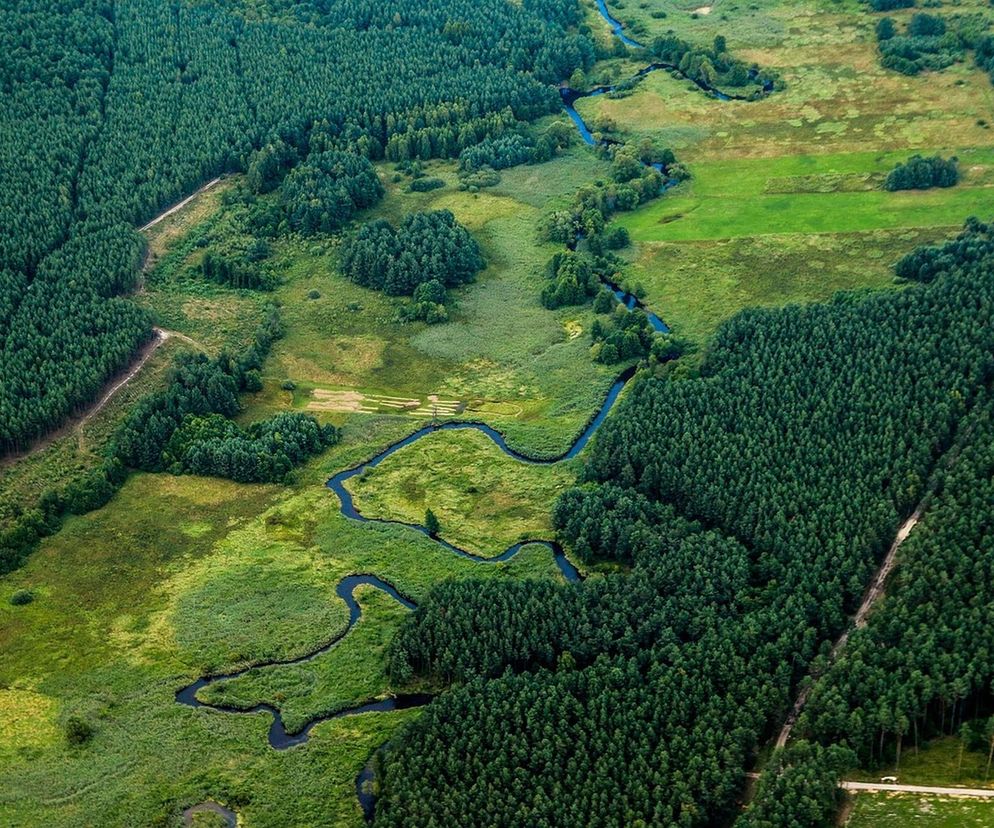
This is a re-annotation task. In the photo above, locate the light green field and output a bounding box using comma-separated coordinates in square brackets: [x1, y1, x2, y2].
[591, 21, 994, 343]
[195, 585, 415, 734]
[141, 149, 623, 459]
[0, 148, 612, 826]
[616, 148, 994, 242]
[579, 0, 994, 162]
[345, 428, 577, 556]
[578, 0, 994, 348]
[845, 793, 994, 827]
[844, 737, 994, 827]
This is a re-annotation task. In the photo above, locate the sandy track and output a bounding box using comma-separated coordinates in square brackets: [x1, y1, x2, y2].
[774, 508, 922, 749]
[139, 177, 222, 232]
[76, 328, 168, 430]
[841, 780, 994, 798]
[1, 327, 200, 466]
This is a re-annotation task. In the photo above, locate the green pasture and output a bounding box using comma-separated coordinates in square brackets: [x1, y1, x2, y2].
[845, 793, 994, 827]
[616, 148, 994, 242]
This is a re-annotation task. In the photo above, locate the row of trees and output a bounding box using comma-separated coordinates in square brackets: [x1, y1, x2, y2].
[277, 150, 384, 235]
[0, 0, 594, 450]
[373, 218, 994, 825]
[541, 141, 674, 244]
[163, 412, 338, 483]
[737, 742, 855, 828]
[540, 250, 603, 309]
[649, 34, 779, 96]
[874, 10, 994, 86]
[590, 307, 667, 365]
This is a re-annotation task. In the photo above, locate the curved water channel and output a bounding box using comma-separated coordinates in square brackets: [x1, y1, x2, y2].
[174, 2, 775, 821]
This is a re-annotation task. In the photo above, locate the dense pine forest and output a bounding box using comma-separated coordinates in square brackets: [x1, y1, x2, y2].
[793, 225, 994, 767]
[0, 0, 591, 451]
[377, 219, 994, 826]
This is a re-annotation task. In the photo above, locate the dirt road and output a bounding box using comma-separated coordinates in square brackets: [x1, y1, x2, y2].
[774, 508, 922, 749]
[139, 177, 222, 232]
[1, 327, 203, 466]
[841, 780, 994, 798]
[76, 328, 168, 431]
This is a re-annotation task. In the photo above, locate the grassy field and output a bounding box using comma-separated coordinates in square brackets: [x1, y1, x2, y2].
[578, 0, 994, 161]
[140, 149, 624, 459]
[0, 414, 570, 827]
[844, 793, 994, 827]
[0, 150, 611, 824]
[624, 225, 953, 344]
[195, 584, 416, 734]
[344, 428, 578, 555]
[580, 0, 994, 345]
[616, 149, 994, 242]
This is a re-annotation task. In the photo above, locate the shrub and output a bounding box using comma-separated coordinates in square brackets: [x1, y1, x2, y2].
[409, 177, 445, 192]
[64, 715, 94, 746]
[9, 588, 34, 606]
[884, 154, 958, 190]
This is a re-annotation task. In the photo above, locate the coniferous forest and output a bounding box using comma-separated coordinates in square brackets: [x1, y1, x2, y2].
[379, 219, 994, 826]
[0, 0, 590, 451]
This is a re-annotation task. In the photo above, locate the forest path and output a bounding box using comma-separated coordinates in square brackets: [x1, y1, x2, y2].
[840, 780, 994, 798]
[76, 328, 169, 433]
[773, 403, 988, 751]
[139, 177, 222, 232]
[74, 328, 209, 451]
[774, 508, 922, 749]
[3, 175, 221, 465]
[1, 327, 200, 466]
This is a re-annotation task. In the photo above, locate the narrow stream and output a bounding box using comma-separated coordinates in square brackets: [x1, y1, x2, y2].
[175, 576, 431, 750]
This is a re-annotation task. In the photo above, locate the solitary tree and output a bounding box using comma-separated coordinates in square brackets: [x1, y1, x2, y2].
[425, 509, 441, 537]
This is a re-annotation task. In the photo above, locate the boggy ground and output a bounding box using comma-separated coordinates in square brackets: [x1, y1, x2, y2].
[0, 418, 572, 826]
[0, 147, 616, 826]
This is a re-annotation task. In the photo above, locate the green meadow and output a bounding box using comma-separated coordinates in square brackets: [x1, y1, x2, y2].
[345, 428, 578, 556]
[0, 417, 570, 827]
[0, 147, 610, 826]
[3, 0, 994, 821]
[139, 149, 622, 459]
[616, 148, 994, 242]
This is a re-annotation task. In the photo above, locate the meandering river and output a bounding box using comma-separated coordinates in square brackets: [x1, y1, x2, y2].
[174, 3, 775, 822]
